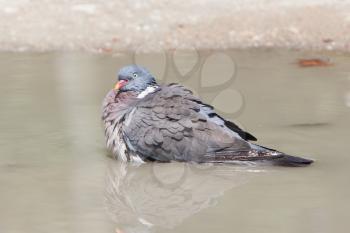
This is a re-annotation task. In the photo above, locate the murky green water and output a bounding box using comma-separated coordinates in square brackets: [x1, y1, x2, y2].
[1, 49, 349, 233]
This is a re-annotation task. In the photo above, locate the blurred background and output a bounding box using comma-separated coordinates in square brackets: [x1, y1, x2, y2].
[0, 0, 350, 52]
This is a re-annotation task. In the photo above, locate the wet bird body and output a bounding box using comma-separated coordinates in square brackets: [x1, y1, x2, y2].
[102, 65, 313, 166]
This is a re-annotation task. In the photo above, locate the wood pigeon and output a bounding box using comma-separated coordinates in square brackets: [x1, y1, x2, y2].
[102, 65, 313, 166]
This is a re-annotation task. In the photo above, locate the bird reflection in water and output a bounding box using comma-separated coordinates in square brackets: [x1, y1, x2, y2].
[105, 161, 264, 233]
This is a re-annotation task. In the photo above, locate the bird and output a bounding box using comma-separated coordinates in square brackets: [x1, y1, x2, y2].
[102, 65, 313, 166]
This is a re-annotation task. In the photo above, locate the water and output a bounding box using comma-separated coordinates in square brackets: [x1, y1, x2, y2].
[0, 49, 349, 233]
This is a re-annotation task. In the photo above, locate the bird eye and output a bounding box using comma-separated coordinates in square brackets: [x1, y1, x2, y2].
[133, 73, 138, 78]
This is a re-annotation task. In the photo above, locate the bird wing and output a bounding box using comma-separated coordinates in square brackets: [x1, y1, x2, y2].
[122, 84, 262, 162]
[192, 96, 257, 141]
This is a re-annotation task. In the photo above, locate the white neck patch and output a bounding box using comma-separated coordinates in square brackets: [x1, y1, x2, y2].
[137, 86, 158, 99]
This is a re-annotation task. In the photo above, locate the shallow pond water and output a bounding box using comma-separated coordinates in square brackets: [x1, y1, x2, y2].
[0, 49, 349, 233]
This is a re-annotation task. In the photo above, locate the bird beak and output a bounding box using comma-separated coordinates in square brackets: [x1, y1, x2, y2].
[114, 80, 128, 90]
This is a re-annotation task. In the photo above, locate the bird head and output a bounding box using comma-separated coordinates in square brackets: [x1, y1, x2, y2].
[114, 65, 157, 92]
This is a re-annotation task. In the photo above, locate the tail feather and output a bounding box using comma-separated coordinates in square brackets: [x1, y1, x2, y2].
[201, 144, 314, 167]
[250, 144, 314, 167]
[271, 154, 314, 167]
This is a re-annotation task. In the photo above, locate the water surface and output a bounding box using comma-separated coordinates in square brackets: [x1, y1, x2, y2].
[0, 49, 349, 233]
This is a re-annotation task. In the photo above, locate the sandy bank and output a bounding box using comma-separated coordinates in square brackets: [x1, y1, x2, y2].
[0, 0, 350, 53]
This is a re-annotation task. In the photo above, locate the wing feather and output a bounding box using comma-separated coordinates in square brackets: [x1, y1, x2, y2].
[122, 84, 254, 162]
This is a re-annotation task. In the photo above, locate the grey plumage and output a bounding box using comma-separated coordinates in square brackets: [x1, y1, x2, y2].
[102, 65, 313, 166]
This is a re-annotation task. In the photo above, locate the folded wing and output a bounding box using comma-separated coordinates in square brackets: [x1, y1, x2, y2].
[122, 84, 267, 162]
